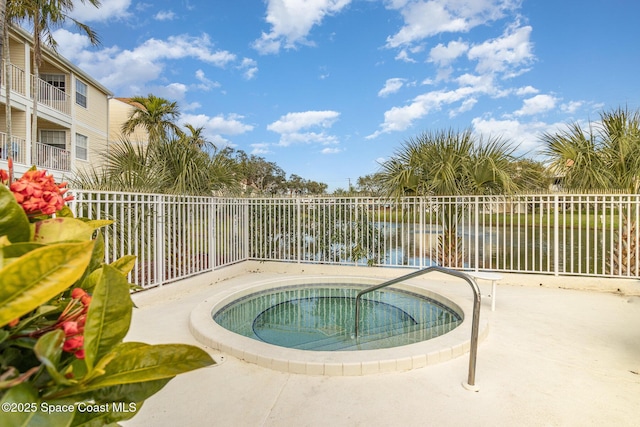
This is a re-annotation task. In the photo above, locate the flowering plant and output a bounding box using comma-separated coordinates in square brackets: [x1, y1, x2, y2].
[0, 167, 214, 426]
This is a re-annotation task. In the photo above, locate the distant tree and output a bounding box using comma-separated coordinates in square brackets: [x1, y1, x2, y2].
[332, 187, 350, 196]
[233, 151, 287, 195]
[305, 180, 328, 195]
[511, 158, 550, 192]
[356, 173, 386, 196]
[287, 174, 304, 196]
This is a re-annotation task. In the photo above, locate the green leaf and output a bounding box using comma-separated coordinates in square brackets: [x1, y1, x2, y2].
[55, 205, 74, 218]
[78, 269, 101, 294]
[0, 185, 30, 243]
[33, 218, 95, 244]
[83, 265, 133, 370]
[0, 383, 39, 427]
[109, 255, 137, 276]
[0, 383, 75, 427]
[0, 241, 95, 327]
[34, 330, 74, 386]
[92, 344, 214, 387]
[92, 378, 170, 405]
[50, 343, 214, 399]
[69, 403, 140, 427]
[75, 232, 105, 290]
[1, 242, 45, 259]
[85, 219, 113, 230]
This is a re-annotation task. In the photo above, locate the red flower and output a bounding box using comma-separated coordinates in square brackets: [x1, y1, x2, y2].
[61, 321, 80, 336]
[80, 295, 92, 307]
[71, 288, 87, 300]
[7, 169, 74, 216]
[63, 336, 84, 353]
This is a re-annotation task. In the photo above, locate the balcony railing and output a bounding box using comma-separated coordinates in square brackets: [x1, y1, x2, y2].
[33, 142, 70, 171]
[1, 61, 70, 115]
[0, 62, 27, 96]
[0, 132, 27, 164]
[32, 75, 70, 115]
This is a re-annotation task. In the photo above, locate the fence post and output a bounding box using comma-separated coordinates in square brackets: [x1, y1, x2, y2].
[209, 198, 216, 271]
[155, 194, 165, 286]
[554, 194, 559, 276]
[296, 198, 301, 264]
[419, 197, 424, 269]
[243, 198, 250, 263]
[474, 196, 479, 271]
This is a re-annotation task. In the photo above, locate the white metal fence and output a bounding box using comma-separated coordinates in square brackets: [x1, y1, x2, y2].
[69, 191, 640, 289]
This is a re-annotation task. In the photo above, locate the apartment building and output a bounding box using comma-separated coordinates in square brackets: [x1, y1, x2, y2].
[0, 25, 112, 181]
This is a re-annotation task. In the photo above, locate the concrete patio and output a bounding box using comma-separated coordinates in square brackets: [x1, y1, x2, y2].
[123, 262, 640, 427]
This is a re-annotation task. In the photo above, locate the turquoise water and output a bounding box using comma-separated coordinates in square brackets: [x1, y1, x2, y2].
[213, 285, 462, 351]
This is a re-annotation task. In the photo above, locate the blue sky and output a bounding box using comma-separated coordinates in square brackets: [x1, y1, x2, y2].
[56, 0, 640, 190]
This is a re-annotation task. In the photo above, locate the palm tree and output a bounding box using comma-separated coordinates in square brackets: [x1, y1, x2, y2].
[121, 94, 183, 146]
[74, 136, 240, 196]
[2, 0, 12, 168]
[19, 0, 101, 159]
[542, 107, 640, 275]
[379, 129, 521, 267]
[0, 1, 5, 53]
[182, 123, 211, 149]
[380, 128, 520, 197]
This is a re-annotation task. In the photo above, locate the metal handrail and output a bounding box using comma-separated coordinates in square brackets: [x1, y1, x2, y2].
[354, 266, 482, 389]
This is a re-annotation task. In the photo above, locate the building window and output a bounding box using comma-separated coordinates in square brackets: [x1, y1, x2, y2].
[75, 134, 88, 160]
[41, 74, 66, 92]
[76, 80, 88, 108]
[39, 130, 66, 149]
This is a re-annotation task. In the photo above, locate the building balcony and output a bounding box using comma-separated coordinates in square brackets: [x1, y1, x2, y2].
[1, 132, 71, 172]
[2, 61, 71, 116]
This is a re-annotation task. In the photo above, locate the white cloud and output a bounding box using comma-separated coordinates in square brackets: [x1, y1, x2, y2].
[467, 24, 534, 76]
[449, 97, 477, 117]
[428, 40, 469, 66]
[378, 78, 406, 97]
[251, 143, 271, 155]
[321, 147, 342, 154]
[268, 111, 340, 133]
[194, 70, 221, 91]
[386, 0, 518, 48]
[53, 30, 246, 96]
[514, 94, 557, 116]
[181, 113, 254, 135]
[395, 49, 416, 63]
[179, 113, 254, 148]
[268, 110, 341, 147]
[253, 0, 352, 54]
[69, 0, 132, 22]
[368, 81, 495, 138]
[561, 101, 584, 114]
[154, 11, 176, 21]
[515, 85, 538, 96]
[471, 116, 565, 155]
[239, 58, 259, 80]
